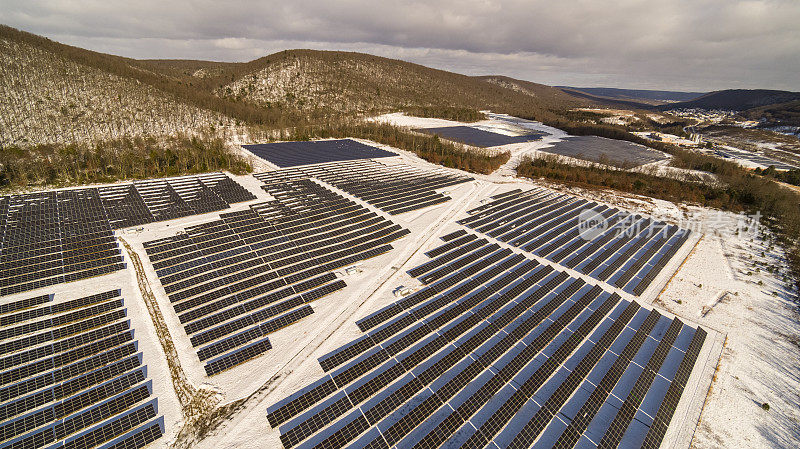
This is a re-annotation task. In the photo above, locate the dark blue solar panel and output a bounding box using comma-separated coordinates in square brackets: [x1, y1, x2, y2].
[416, 126, 545, 147]
[540, 135, 668, 167]
[242, 139, 397, 167]
[0, 291, 162, 449]
[265, 235, 708, 449]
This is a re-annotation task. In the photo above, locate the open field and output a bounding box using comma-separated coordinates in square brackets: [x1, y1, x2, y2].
[1, 129, 797, 449]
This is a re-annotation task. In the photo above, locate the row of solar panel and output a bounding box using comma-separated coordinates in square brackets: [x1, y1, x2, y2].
[0, 189, 124, 297]
[164, 220, 401, 306]
[143, 179, 410, 375]
[97, 172, 256, 228]
[242, 139, 398, 168]
[0, 173, 255, 297]
[265, 236, 706, 449]
[0, 290, 163, 449]
[459, 188, 692, 296]
[714, 148, 796, 171]
[290, 161, 471, 215]
[415, 126, 546, 148]
[254, 159, 473, 215]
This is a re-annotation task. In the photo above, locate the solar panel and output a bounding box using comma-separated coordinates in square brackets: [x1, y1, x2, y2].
[714, 148, 797, 171]
[205, 337, 273, 376]
[266, 237, 707, 449]
[460, 188, 692, 296]
[438, 229, 467, 242]
[0, 174, 254, 296]
[254, 159, 472, 215]
[415, 126, 545, 147]
[0, 294, 52, 316]
[243, 139, 398, 167]
[0, 190, 123, 296]
[541, 135, 669, 167]
[143, 179, 409, 375]
[0, 291, 162, 449]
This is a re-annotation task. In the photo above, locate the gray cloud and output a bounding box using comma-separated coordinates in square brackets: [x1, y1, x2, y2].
[2, 0, 799, 91]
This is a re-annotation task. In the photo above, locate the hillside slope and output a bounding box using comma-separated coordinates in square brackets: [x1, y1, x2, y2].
[660, 89, 800, 111]
[476, 75, 578, 105]
[0, 38, 230, 146]
[560, 86, 704, 103]
[0, 27, 247, 146]
[214, 50, 586, 117]
[558, 86, 704, 104]
[743, 100, 800, 128]
[0, 25, 589, 150]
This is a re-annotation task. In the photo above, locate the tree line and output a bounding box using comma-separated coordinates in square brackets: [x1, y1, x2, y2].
[517, 154, 800, 292]
[0, 135, 251, 191]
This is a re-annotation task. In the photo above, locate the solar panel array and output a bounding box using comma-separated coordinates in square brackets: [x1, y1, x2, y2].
[714, 147, 797, 171]
[255, 159, 473, 215]
[0, 190, 124, 297]
[242, 139, 398, 167]
[0, 290, 164, 449]
[143, 178, 410, 376]
[460, 188, 692, 296]
[97, 172, 257, 229]
[266, 236, 706, 449]
[0, 173, 255, 296]
[540, 136, 668, 168]
[415, 126, 546, 148]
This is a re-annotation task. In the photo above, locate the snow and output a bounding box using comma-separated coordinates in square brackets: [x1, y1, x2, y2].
[2, 121, 797, 449]
[718, 145, 766, 169]
[654, 214, 800, 449]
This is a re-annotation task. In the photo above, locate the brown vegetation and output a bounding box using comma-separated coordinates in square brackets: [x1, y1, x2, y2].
[0, 135, 251, 191]
[257, 120, 510, 175]
[756, 166, 800, 186]
[517, 154, 800, 291]
[402, 106, 486, 123]
[744, 100, 800, 128]
[518, 154, 731, 206]
[1, 24, 584, 179]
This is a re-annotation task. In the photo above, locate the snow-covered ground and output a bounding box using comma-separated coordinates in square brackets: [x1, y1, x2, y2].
[656, 217, 800, 449]
[3, 123, 798, 449]
[374, 112, 717, 185]
[632, 131, 700, 147]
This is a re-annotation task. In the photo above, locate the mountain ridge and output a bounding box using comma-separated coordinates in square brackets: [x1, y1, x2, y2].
[558, 86, 705, 104]
[1, 24, 596, 148]
[659, 88, 800, 111]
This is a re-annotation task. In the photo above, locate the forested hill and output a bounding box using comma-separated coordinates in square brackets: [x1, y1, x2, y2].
[1, 25, 594, 149]
[660, 89, 800, 111]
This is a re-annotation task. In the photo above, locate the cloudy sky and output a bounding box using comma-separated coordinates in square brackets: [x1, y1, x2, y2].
[2, 0, 799, 92]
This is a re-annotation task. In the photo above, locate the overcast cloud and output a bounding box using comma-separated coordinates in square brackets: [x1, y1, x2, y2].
[2, 0, 799, 91]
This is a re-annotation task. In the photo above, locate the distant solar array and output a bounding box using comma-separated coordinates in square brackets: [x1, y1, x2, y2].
[0, 189, 124, 296]
[0, 290, 164, 449]
[143, 179, 410, 376]
[255, 159, 473, 215]
[242, 139, 398, 168]
[460, 188, 692, 296]
[0, 173, 255, 296]
[416, 125, 546, 148]
[540, 136, 668, 167]
[714, 147, 797, 171]
[267, 235, 706, 449]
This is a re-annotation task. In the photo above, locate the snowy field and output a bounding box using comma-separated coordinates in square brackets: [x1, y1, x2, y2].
[2, 120, 798, 449]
